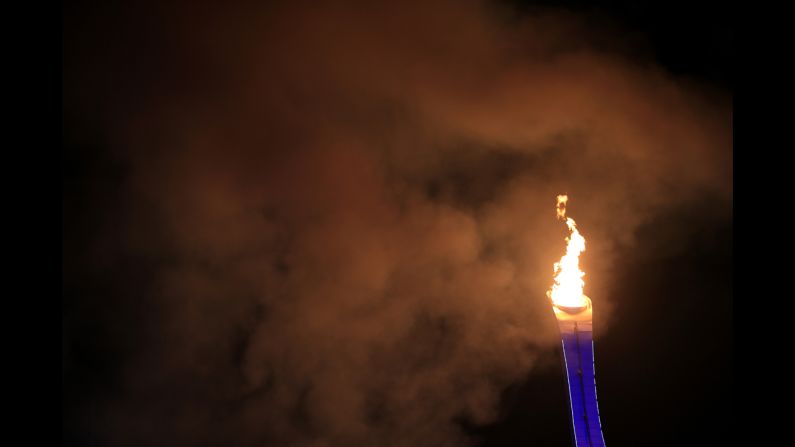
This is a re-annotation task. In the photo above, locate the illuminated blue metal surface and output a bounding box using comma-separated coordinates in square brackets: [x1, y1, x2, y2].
[560, 322, 605, 447]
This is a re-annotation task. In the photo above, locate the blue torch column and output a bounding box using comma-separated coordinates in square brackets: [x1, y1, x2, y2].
[555, 297, 606, 447]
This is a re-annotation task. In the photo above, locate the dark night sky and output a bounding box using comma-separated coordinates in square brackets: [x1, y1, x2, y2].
[63, 1, 731, 446]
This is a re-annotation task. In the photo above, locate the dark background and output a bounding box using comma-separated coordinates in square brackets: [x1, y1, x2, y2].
[63, 1, 732, 446]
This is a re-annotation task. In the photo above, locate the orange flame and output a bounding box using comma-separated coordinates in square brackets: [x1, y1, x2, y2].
[548, 194, 587, 308]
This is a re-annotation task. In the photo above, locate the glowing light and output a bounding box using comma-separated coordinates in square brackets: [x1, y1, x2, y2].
[548, 194, 588, 309]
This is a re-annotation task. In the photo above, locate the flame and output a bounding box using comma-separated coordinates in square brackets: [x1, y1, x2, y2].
[548, 194, 587, 308]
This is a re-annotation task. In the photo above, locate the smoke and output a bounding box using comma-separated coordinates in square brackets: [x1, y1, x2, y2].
[63, 1, 731, 446]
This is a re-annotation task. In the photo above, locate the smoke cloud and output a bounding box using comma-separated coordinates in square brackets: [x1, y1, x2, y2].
[63, 1, 731, 446]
